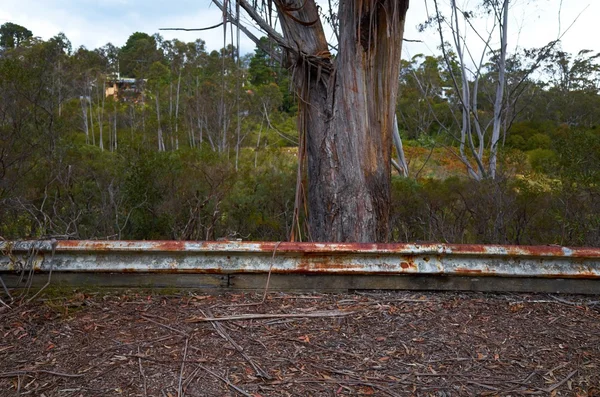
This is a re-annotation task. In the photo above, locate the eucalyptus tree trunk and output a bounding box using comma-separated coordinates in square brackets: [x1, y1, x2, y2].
[80, 95, 89, 144]
[97, 78, 105, 151]
[175, 70, 182, 150]
[220, 0, 409, 242]
[489, 0, 509, 179]
[113, 99, 118, 151]
[156, 93, 166, 152]
[89, 86, 95, 146]
[283, 0, 409, 241]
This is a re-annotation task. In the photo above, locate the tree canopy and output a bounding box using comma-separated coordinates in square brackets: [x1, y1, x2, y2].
[0, 22, 33, 49]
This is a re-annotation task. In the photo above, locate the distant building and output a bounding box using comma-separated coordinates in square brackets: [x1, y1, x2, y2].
[105, 76, 144, 101]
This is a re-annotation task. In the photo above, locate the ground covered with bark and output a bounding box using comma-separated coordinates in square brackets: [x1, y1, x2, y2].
[1, 290, 599, 396]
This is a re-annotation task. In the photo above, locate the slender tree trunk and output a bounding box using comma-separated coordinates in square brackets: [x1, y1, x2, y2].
[489, 0, 509, 179]
[141, 92, 146, 145]
[175, 70, 181, 150]
[188, 116, 194, 148]
[200, 119, 206, 147]
[156, 93, 165, 152]
[255, 118, 263, 168]
[130, 105, 135, 142]
[109, 113, 113, 150]
[113, 100, 118, 151]
[392, 114, 409, 177]
[97, 79, 105, 151]
[58, 59, 62, 117]
[80, 95, 89, 144]
[89, 88, 95, 146]
[169, 81, 173, 150]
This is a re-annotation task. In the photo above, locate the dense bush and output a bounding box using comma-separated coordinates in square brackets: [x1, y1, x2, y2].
[390, 176, 600, 246]
[0, 141, 298, 241]
[2, 139, 598, 246]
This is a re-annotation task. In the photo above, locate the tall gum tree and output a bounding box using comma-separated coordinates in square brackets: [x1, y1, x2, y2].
[216, 0, 410, 242]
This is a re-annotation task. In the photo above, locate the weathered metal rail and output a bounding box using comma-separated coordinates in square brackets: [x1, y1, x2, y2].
[1, 240, 599, 294]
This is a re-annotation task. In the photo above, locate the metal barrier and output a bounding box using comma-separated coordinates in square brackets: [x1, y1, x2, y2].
[1, 240, 599, 293]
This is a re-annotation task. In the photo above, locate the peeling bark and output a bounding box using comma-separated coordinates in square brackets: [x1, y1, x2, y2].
[217, 0, 409, 242]
[278, 0, 408, 242]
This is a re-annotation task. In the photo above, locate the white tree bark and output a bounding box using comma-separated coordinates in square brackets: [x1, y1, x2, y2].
[156, 93, 166, 152]
[489, 0, 509, 179]
[80, 95, 89, 144]
[392, 114, 409, 177]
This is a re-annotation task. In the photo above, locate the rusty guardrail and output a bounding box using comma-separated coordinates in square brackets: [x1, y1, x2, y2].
[1, 240, 599, 293]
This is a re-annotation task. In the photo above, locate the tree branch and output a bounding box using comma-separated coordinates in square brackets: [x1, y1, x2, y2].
[159, 22, 225, 32]
[211, 0, 285, 64]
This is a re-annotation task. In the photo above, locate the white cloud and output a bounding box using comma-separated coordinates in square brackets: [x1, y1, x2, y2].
[402, 0, 599, 60]
[2, 0, 598, 57]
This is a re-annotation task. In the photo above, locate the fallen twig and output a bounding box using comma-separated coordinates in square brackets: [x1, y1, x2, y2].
[0, 369, 83, 378]
[125, 353, 204, 365]
[178, 338, 189, 397]
[197, 364, 253, 397]
[186, 310, 355, 323]
[137, 346, 147, 397]
[465, 380, 500, 391]
[545, 362, 570, 376]
[182, 366, 202, 392]
[548, 295, 599, 307]
[201, 308, 271, 379]
[141, 314, 189, 336]
[270, 378, 402, 397]
[541, 370, 577, 393]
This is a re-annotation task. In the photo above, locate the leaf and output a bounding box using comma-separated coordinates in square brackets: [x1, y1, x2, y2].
[358, 386, 375, 394]
[298, 335, 310, 343]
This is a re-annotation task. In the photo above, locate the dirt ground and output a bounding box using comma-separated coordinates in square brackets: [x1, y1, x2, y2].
[1, 290, 599, 396]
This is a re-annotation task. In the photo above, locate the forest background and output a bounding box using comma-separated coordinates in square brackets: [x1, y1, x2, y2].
[0, 18, 599, 246]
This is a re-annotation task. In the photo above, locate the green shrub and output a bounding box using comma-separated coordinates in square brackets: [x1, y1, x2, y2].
[527, 133, 552, 150]
[528, 148, 558, 173]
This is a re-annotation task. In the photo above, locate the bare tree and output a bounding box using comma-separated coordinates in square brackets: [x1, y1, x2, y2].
[427, 0, 507, 179]
[429, 0, 569, 179]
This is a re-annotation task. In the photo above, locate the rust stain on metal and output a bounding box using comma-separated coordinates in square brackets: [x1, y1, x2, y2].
[153, 241, 188, 251]
[19, 240, 599, 258]
[1, 240, 600, 280]
[454, 268, 486, 275]
[296, 257, 363, 272]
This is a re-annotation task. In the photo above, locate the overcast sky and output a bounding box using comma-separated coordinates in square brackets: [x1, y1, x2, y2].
[1, 0, 597, 59]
